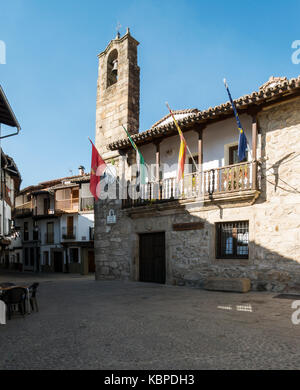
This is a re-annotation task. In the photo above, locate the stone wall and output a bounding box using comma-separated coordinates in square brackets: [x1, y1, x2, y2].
[94, 97, 300, 292]
[94, 199, 134, 280]
[95, 32, 140, 161]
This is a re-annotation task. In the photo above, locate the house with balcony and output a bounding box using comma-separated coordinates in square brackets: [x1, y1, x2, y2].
[0, 85, 22, 270]
[14, 169, 95, 274]
[93, 31, 300, 292]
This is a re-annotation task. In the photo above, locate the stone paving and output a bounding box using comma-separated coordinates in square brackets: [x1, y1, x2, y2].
[1, 271, 300, 370]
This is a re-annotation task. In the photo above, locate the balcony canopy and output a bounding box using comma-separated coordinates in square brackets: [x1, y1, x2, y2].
[0, 85, 21, 130]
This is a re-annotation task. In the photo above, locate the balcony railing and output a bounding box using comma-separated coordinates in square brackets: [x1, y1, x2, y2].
[122, 161, 259, 209]
[14, 202, 33, 217]
[33, 207, 55, 217]
[55, 198, 79, 213]
[81, 197, 94, 211]
[61, 226, 76, 240]
[203, 161, 254, 194]
[44, 232, 54, 244]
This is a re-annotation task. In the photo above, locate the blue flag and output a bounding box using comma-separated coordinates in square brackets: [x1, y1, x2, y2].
[224, 79, 248, 161]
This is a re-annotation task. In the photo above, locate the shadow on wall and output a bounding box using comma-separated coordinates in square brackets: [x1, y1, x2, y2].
[94, 133, 300, 293]
[164, 205, 300, 294]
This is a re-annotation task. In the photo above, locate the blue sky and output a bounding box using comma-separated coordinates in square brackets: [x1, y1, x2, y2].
[0, 0, 299, 188]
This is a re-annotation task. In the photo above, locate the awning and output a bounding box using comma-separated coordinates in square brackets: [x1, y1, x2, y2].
[0, 85, 21, 130]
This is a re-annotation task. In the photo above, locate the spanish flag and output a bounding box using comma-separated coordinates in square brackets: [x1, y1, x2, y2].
[167, 104, 187, 181]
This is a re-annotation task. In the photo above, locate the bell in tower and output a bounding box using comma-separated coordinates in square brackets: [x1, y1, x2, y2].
[95, 28, 140, 161]
[107, 51, 118, 87]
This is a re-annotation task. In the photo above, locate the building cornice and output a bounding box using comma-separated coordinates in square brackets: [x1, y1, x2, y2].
[98, 32, 139, 59]
[108, 75, 300, 151]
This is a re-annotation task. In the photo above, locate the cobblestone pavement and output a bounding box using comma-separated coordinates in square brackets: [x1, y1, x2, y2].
[1, 272, 300, 370]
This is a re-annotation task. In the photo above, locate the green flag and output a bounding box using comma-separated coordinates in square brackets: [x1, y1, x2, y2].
[122, 125, 146, 184]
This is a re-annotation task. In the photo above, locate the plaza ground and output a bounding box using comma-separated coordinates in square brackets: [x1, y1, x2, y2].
[0, 271, 300, 370]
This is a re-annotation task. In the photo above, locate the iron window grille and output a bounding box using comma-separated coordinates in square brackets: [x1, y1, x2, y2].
[216, 221, 249, 259]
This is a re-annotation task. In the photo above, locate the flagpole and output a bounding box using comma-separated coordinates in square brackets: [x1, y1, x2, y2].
[165, 102, 200, 174]
[223, 79, 252, 160]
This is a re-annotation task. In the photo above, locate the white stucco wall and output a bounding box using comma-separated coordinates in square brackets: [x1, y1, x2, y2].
[77, 213, 94, 241]
[139, 114, 253, 180]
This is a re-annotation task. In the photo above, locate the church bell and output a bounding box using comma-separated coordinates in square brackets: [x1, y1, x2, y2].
[111, 59, 118, 76]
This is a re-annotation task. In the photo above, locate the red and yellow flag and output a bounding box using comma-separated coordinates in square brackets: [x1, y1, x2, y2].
[166, 104, 187, 181]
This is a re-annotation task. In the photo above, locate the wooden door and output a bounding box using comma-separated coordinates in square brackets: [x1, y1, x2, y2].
[88, 251, 95, 273]
[72, 188, 79, 210]
[139, 232, 166, 284]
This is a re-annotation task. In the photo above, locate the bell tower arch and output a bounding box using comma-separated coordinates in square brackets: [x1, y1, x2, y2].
[95, 28, 140, 161]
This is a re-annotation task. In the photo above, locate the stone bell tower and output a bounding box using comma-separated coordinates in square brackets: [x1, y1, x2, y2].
[95, 28, 140, 161]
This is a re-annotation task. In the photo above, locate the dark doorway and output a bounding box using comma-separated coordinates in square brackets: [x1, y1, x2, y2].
[5, 254, 9, 269]
[139, 232, 166, 284]
[88, 251, 95, 273]
[53, 251, 63, 272]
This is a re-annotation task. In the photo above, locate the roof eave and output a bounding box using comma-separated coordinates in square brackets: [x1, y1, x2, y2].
[0, 85, 21, 130]
[108, 77, 300, 151]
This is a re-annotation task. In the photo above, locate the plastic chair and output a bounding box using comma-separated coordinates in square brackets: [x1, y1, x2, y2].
[1, 287, 27, 320]
[29, 283, 39, 312]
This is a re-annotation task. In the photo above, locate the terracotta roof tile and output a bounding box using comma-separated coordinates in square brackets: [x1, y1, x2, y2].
[108, 75, 300, 150]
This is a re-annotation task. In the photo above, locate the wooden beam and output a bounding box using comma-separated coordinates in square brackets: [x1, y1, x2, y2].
[251, 113, 258, 190]
[154, 141, 161, 182]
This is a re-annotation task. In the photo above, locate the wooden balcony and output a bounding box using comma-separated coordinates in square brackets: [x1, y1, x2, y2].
[122, 161, 260, 209]
[55, 198, 79, 213]
[14, 201, 33, 217]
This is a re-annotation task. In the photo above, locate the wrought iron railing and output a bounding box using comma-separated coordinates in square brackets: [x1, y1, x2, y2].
[61, 226, 76, 240]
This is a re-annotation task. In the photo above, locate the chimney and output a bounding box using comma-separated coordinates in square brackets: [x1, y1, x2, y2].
[78, 165, 85, 176]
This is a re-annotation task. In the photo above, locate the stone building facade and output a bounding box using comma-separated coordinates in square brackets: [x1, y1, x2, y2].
[95, 28, 140, 161]
[94, 32, 300, 292]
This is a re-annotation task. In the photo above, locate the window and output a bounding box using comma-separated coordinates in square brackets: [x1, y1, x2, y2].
[188, 156, 199, 174]
[216, 221, 249, 259]
[67, 216, 74, 238]
[44, 198, 50, 215]
[46, 222, 54, 244]
[89, 227, 95, 241]
[229, 145, 248, 165]
[24, 222, 29, 241]
[69, 248, 79, 263]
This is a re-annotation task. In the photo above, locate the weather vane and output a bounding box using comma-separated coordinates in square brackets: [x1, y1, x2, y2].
[116, 22, 122, 38]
